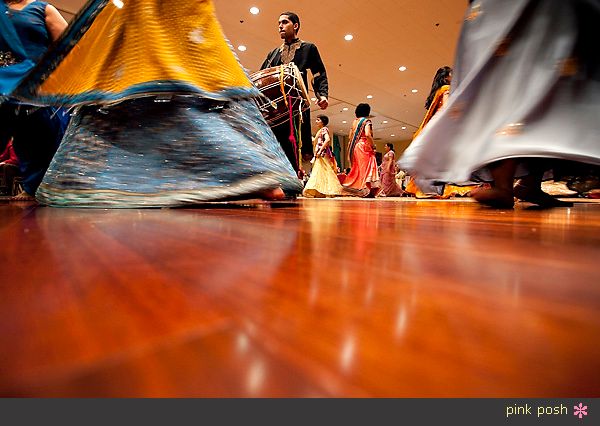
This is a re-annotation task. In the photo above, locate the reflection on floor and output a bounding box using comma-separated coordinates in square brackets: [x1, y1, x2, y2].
[1, 198, 599, 397]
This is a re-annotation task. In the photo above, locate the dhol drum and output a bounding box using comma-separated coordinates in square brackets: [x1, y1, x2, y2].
[250, 63, 311, 128]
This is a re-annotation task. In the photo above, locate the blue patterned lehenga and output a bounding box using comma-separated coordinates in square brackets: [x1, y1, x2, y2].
[12, 0, 302, 207]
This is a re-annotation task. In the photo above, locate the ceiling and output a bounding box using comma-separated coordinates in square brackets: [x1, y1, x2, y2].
[53, 0, 468, 146]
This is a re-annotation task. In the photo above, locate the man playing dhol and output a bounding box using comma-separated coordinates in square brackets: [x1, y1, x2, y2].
[262, 11, 329, 175]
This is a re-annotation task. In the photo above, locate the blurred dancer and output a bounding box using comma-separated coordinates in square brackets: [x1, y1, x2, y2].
[13, 0, 302, 207]
[0, 0, 69, 200]
[400, 0, 600, 208]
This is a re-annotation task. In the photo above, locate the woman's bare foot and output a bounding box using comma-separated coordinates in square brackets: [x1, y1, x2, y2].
[10, 190, 35, 201]
[472, 187, 515, 209]
[260, 187, 285, 201]
[586, 189, 600, 199]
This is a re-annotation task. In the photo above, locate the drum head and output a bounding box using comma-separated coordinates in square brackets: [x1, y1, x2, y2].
[249, 66, 275, 85]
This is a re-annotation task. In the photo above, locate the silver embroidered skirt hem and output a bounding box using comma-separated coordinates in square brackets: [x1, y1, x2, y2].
[36, 96, 303, 207]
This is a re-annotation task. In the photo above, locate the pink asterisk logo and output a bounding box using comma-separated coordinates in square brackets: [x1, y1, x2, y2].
[574, 403, 588, 419]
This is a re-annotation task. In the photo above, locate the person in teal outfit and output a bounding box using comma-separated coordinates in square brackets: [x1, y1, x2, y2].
[0, 0, 69, 200]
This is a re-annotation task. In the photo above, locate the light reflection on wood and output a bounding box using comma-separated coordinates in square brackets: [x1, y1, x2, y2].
[0, 199, 599, 397]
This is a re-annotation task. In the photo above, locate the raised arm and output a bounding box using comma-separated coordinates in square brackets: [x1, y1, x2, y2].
[308, 44, 329, 109]
[45, 4, 68, 42]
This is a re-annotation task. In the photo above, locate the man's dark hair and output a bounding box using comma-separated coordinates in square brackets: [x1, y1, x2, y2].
[317, 114, 329, 126]
[355, 103, 371, 118]
[280, 11, 300, 33]
[386, 143, 394, 151]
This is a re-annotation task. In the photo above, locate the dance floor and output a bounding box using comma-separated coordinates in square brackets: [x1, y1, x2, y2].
[1, 198, 599, 397]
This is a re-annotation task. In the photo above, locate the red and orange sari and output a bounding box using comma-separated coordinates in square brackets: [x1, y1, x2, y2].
[343, 118, 380, 196]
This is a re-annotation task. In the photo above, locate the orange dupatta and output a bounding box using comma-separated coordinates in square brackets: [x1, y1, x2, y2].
[412, 85, 450, 139]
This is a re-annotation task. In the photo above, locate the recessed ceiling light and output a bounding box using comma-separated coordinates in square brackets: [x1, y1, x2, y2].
[343, 107, 349, 111]
[344, 34, 354, 41]
[411, 89, 418, 93]
[398, 66, 407, 72]
[401, 126, 407, 130]
[112, 0, 123, 8]
[382, 120, 388, 124]
[237, 45, 247, 52]
[366, 95, 373, 99]
[250, 7, 260, 15]
[390, 134, 395, 137]
[342, 120, 347, 124]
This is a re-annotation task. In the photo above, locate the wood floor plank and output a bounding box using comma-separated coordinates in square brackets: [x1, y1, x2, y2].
[1, 199, 599, 396]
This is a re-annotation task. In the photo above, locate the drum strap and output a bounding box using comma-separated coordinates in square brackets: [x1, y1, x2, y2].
[278, 64, 301, 170]
[279, 66, 288, 108]
[287, 95, 298, 168]
[296, 105, 303, 170]
[274, 63, 305, 171]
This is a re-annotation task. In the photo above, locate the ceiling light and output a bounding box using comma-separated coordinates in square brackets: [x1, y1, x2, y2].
[343, 107, 348, 111]
[112, 0, 123, 8]
[250, 7, 260, 15]
[411, 89, 418, 93]
[390, 134, 395, 137]
[342, 120, 347, 124]
[382, 120, 388, 124]
[344, 34, 354, 41]
[398, 66, 407, 72]
[237, 45, 247, 52]
[401, 126, 407, 130]
[366, 95, 373, 99]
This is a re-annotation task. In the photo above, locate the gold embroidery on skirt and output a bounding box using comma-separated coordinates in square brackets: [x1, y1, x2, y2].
[494, 37, 511, 57]
[495, 122, 525, 136]
[466, 3, 482, 21]
[0, 51, 18, 67]
[557, 57, 578, 77]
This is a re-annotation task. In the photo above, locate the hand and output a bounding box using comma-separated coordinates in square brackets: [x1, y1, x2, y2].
[317, 96, 328, 110]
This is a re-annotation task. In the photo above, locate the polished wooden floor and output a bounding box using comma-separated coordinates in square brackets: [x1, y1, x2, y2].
[1, 198, 599, 397]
